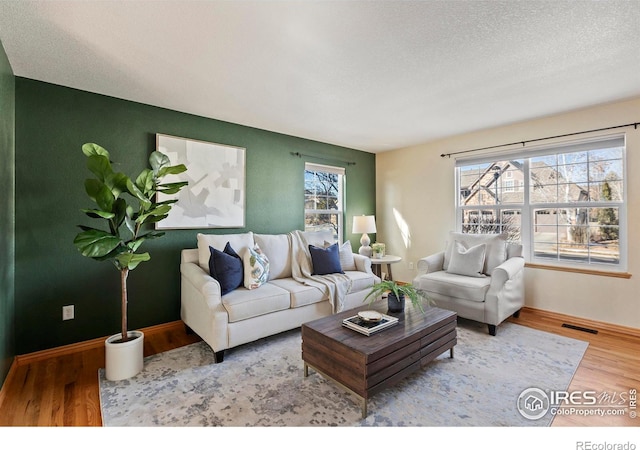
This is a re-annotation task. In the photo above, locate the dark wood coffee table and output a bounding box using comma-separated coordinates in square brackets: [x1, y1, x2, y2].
[301, 304, 457, 418]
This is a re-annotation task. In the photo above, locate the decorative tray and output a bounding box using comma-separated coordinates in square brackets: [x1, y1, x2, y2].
[342, 312, 399, 336]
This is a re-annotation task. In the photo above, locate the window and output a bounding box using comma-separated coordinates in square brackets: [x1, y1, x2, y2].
[304, 163, 345, 242]
[456, 135, 626, 271]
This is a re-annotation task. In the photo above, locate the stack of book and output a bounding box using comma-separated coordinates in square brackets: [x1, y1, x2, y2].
[342, 312, 399, 336]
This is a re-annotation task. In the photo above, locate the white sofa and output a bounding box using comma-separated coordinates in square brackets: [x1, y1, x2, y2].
[180, 230, 381, 362]
[412, 232, 525, 336]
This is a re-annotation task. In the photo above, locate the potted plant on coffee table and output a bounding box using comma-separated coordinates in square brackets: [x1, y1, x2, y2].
[364, 280, 431, 313]
[73, 143, 187, 381]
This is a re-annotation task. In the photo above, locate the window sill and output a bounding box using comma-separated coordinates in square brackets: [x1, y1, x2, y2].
[524, 263, 631, 279]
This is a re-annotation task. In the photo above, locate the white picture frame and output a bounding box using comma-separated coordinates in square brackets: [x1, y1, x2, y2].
[155, 134, 246, 229]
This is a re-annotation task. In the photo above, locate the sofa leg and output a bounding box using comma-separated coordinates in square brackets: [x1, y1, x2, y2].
[488, 324, 497, 336]
[185, 324, 195, 335]
[513, 309, 522, 319]
[214, 350, 225, 363]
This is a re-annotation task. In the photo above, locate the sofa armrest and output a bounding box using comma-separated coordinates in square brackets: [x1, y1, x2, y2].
[181, 261, 222, 306]
[353, 253, 374, 274]
[417, 251, 445, 275]
[180, 261, 229, 353]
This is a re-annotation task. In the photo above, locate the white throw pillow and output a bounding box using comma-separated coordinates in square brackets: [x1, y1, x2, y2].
[339, 241, 357, 271]
[242, 244, 270, 289]
[446, 241, 487, 278]
[325, 240, 356, 271]
[443, 232, 507, 275]
[197, 232, 254, 271]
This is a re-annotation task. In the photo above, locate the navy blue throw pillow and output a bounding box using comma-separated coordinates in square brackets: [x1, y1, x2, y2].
[208, 243, 244, 295]
[309, 243, 344, 275]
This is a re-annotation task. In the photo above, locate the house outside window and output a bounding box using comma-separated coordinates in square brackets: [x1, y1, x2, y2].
[304, 163, 345, 242]
[455, 135, 626, 271]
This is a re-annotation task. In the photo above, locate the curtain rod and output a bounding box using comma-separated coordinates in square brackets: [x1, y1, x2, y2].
[291, 151, 356, 165]
[440, 121, 639, 158]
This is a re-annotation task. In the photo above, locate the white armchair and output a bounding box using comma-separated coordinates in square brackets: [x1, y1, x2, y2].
[412, 232, 525, 336]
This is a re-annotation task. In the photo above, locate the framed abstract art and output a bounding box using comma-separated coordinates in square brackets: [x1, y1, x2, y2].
[155, 134, 246, 229]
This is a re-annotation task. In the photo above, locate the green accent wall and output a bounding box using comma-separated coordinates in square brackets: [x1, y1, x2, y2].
[14, 78, 376, 355]
[0, 39, 15, 386]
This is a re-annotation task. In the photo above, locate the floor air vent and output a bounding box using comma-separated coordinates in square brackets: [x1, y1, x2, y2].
[562, 323, 598, 334]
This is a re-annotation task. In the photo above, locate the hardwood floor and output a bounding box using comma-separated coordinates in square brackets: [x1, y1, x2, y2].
[0, 309, 638, 427]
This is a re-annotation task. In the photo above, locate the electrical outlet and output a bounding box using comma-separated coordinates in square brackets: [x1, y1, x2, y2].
[62, 305, 74, 321]
[409, 262, 414, 270]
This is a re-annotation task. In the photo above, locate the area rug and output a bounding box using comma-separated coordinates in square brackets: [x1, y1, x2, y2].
[99, 319, 588, 427]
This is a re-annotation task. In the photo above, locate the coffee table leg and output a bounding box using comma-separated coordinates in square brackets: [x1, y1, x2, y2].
[361, 397, 367, 419]
[450, 347, 454, 358]
[304, 362, 309, 377]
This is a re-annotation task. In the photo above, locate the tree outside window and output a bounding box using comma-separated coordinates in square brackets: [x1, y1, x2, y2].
[304, 163, 344, 242]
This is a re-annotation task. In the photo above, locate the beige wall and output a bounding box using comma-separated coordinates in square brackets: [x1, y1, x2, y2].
[376, 96, 640, 329]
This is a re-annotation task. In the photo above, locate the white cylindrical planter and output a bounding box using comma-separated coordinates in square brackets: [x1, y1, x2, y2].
[105, 330, 144, 381]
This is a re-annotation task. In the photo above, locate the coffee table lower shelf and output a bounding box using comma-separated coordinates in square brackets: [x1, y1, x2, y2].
[301, 306, 457, 419]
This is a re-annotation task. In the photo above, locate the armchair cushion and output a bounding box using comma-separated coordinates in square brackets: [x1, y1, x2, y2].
[419, 271, 491, 303]
[446, 241, 487, 278]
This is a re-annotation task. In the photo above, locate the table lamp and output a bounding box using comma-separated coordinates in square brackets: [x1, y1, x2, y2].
[352, 215, 376, 257]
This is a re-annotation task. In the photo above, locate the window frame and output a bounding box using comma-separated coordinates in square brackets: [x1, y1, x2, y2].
[455, 134, 627, 272]
[304, 162, 345, 242]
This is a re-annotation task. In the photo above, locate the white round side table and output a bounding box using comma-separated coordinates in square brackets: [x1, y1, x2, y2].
[370, 255, 402, 281]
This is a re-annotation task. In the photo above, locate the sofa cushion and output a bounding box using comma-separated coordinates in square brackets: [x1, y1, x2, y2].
[208, 243, 244, 295]
[446, 241, 487, 278]
[343, 270, 377, 293]
[270, 278, 327, 308]
[197, 232, 254, 271]
[242, 244, 270, 290]
[254, 233, 292, 280]
[309, 243, 344, 275]
[418, 271, 491, 303]
[443, 232, 507, 275]
[221, 283, 291, 322]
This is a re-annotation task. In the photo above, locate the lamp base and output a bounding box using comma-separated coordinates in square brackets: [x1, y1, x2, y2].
[359, 233, 372, 257]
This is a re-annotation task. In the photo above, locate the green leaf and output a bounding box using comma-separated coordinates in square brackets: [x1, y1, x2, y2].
[126, 178, 152, 210]
[82, 143, 110, 159]
[81, 208, 115, 219]
[112, 198, 127, 229]
[149, 151, 171, 175]
[157, 181, 189, 194]
[84, 179, 115, 212]
[135, 169, 154, 195]
[136, 204, 171, 224]
[157, 163, 187, 178]
[74, 229, 121, 258]
[116, 252, 151, 270]
[105, 172, 130, 199]
[86, 154, 113, 182]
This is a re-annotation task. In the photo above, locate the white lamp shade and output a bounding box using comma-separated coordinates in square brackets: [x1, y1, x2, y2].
[352, 215, 377, 234]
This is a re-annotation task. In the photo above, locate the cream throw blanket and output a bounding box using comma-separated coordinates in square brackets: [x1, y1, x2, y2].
[288, 230, 353, 313]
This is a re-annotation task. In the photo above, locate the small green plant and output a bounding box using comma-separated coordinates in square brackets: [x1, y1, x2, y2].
[73, 143, 187, 342]
[364, 280, 432, 312]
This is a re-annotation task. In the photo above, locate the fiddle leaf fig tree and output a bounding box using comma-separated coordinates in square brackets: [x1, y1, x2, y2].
[74, 143, 187, 342]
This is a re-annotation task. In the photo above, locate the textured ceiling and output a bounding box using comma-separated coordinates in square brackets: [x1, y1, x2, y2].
[1, 1, 639, 153]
